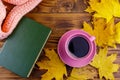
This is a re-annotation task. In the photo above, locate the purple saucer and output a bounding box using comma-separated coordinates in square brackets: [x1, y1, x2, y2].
[57, 30, 96, 67]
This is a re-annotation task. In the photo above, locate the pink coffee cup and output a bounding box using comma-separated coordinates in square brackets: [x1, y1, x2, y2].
[57, 30, 96, 67]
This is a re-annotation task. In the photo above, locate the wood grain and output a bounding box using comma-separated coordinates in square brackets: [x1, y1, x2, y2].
[0, 0, 120, 80]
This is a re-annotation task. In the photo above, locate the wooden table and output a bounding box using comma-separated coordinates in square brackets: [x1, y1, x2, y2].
[0, 0, 120, 80]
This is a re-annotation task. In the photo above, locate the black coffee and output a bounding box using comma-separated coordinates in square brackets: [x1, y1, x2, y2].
[68, 36, 89, 58]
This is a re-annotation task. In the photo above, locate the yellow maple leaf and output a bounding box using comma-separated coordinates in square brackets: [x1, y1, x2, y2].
[36, 49, 67, 80]
[90, 47, 119, 80]
[85, 6, 94, 13]
[114, 22, 120, 44]
[83, 18, 115, 47]
[86, 0, 120, 22]
[67, 65, 97, 80]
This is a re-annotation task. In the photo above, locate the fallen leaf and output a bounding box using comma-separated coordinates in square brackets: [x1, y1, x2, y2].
[83, 18, 116, 47]
[36, 49, 67, 80]
[85, 6, 94, 13]
[67, 65, 98, 80]
[90, 47, 119, 80]
[114, 22, 120, 44]
[85, 0, 120, 22]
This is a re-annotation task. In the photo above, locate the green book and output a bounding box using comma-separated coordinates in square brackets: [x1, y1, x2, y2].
[0, 17, 51, 77]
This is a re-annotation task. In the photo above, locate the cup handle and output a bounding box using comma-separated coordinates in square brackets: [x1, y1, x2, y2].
[90, 36, 95, 41]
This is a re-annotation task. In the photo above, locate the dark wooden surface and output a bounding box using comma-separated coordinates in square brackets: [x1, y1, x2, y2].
[0, 0, 120, 80]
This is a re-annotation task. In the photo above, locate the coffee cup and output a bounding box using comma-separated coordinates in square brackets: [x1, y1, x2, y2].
[57, 30, 96, 67]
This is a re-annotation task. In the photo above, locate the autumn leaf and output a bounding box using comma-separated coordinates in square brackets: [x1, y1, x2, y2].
[83, 18, 116, 47]
[36, 49, 67, 80]
[85, 0, 120, 22]
[90, 47, 119, 80]
[114, 22, 120, 44]
[67, 65, 98, 80]
[85, 6, 94, 13]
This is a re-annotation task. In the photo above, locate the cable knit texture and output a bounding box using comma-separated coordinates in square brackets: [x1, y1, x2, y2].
[0, 0, 42, 40]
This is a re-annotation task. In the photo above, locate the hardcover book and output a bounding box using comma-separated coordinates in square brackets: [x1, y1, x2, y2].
[0, 17, 51, 77]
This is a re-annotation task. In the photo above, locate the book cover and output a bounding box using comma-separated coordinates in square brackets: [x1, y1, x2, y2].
[0, 17, 51, 77]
